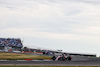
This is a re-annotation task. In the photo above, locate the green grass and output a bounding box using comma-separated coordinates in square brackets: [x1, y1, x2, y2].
[0, 66, 100, 67]
[0, 52, 51, 60]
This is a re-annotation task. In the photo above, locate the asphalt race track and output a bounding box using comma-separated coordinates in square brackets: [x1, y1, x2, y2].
[0, 60, 100, 66]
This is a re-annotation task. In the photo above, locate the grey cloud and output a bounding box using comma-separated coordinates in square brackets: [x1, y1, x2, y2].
[47, 0, 100, 4]
[0, 0, 100, 32]
[66, 0, 100, 4]
[75, 0, 100, 3]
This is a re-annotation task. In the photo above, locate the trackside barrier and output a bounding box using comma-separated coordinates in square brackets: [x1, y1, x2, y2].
[71, 56, 100, 61]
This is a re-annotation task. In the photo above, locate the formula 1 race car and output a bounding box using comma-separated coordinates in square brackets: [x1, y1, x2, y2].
[51, 54, 72, 61]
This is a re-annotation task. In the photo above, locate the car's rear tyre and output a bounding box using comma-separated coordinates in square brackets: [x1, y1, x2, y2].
[68, 56, 71, 61]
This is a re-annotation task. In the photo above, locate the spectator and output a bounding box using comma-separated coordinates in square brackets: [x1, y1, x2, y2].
[0, 38, 23, 47]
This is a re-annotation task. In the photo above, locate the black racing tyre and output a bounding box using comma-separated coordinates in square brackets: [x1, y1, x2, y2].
[51, 56, 56, 60]
[68, 56, 71, 61]
[43, 52, 45, 55]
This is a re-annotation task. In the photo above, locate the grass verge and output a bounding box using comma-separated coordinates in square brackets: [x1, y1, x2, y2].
[0, 66, 100, 67]
[0, 52, 51, 60]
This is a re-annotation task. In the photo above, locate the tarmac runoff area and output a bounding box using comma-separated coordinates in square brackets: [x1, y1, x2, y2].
[0, 59, 100, 66]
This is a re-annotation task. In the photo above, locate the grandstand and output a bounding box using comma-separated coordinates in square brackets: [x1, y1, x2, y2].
[0, 38, 23, 52]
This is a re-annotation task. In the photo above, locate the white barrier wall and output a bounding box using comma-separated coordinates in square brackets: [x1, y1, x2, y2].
[71, 56, 100, 61]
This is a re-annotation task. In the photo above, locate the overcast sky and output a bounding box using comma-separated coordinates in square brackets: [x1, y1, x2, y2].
[0, 0, 100, 56]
